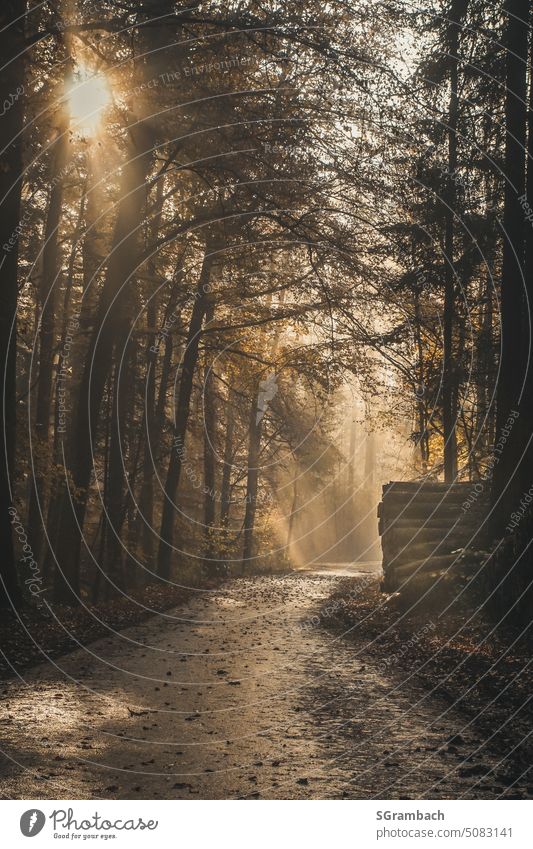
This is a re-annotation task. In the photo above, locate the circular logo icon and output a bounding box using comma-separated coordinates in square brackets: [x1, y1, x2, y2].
[20, 810, 46, 837]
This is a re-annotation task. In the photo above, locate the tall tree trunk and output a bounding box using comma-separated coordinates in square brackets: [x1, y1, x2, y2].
[364, 429, 376, 485]
[346, 412, 360, 556]
[203, 303, 217, 570]
[485, 280, 497, 453]
[519, 12, 533, 495]
[157, 249, 216, 579]
[52, 125, 153, 604]
[220, 387, 235, 527]
[102, 333, 135, 596]
[474, 274, 494, 467]
[139, 315, 157, 565]
[27, 118, 69, 562]
[53, 188, 86, 459]
[42, 190, 86, 580]
[139, 180, 166, 564]
[151, 275, 186, 449]
[413, 291, 429, 473]
[442, 0, 468, 482]
[0, 2, 25, 607]
[492, 0, 529, 530]
[241, 387, 263, 572]
[77, 156, 105, 341]
[92, 380, 111, 604]
[240, 291, 282, 570]
[287, 474, 299, 550]
[142, 251, 190, 552]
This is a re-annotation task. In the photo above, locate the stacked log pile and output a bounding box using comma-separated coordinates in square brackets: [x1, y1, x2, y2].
[379, 482, 490, 594]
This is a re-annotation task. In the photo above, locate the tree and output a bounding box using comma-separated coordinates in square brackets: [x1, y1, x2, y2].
[491, 0, 530, 531]
[52, 122, 154, 603]
[0, 2, 26, 607]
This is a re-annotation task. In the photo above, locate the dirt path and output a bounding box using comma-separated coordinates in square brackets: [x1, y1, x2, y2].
[0, 570, 519, 799]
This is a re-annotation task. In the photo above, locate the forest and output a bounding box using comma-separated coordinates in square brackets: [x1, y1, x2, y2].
[0, 0, 532, 803]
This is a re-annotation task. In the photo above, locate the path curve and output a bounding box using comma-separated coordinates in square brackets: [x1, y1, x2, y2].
[0, 570, 519, 799]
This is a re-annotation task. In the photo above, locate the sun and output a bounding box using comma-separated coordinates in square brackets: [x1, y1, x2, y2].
[66, 66, 111, 136]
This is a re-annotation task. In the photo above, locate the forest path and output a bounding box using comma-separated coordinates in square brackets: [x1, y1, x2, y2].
[0, 570, 514, 799]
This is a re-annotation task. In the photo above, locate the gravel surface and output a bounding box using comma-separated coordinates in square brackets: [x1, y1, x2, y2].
[0, 569, 529, 800]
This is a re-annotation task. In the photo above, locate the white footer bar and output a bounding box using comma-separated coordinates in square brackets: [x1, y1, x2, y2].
[3, 799, 532, 848]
